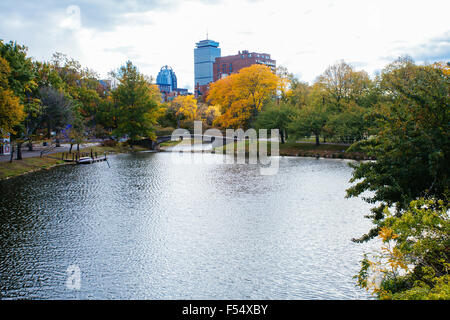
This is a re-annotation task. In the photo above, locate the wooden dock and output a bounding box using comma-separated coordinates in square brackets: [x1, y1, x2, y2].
[61, 149, 108, 164]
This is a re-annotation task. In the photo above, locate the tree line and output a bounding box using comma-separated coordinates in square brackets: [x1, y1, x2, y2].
[0, 41, 165, 158]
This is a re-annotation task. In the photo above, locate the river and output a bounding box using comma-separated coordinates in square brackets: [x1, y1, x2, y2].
[0, 152, 376, 299]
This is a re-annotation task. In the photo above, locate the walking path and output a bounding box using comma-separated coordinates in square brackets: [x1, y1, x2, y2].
[0, 142, 101, 162]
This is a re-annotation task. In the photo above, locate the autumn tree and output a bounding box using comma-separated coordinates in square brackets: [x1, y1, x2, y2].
[0, 57, 25, 135]
[0, 40, 39, 153]
[157, 103, 178, 129]
[33, 60, 64, 90]
[355, 199, 449, 300]
[173, 95, 198, 121]
[209, 74, 244, 129]
[200, 104, 221, 127]
[276, 66, 294, 103]
[209, 64, 280, 129]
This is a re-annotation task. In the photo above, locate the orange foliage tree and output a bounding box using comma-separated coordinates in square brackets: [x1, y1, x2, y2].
[208, 64, 280, 129]
[0, 57, 25, 135]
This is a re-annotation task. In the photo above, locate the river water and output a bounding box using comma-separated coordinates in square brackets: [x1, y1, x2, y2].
[0, 152, 376, 299]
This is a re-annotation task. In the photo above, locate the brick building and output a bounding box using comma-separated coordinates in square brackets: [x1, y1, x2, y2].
[213, 50, 276, 82]
[193, 38, 277, 98]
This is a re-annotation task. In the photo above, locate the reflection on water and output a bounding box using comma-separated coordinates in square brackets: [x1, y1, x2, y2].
[0, 153, 375, 299]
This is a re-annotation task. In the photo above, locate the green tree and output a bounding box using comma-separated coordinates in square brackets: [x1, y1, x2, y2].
[255, 101, 297, 144]
[289, 83, 330, 145]
[95, 97, 117, 132]
[111, 61, 160, 143]
[325, 102, 369, 143]
[287, 79, 310, 109]
[356, 198, 449, 300]
[346, 57, 450, 242]
[39, 87, 74, 139]
[316, 61, 376, 142]
[0, 41, 37, 101]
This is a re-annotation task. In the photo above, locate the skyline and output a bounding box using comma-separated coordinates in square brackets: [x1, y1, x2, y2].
[1, 0, 449, 90]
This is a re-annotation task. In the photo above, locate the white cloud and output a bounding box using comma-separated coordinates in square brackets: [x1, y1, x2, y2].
[2, 0, 449, 89]
[59, 5, 81, 30]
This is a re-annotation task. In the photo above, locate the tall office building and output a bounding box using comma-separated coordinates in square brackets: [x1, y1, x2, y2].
[194, 39, 221, 87]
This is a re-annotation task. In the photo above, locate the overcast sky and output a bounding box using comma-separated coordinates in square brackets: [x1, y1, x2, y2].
[1, 0, 449, 90]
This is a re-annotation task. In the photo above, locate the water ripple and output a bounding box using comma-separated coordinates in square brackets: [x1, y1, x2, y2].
[0, 154, 376, 299]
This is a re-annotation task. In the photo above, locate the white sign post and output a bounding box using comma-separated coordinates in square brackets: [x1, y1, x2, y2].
[1, 132, 11, 155]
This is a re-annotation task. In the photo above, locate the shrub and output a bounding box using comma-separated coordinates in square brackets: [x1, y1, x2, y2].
[102, 139, 117, 147]
[355, 199, 449, 300]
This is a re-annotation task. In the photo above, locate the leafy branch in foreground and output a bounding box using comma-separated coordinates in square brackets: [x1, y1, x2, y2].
[355, 198, 449, 300]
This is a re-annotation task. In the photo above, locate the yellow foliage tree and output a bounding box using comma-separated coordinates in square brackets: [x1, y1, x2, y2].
[148, 83, 163, 104]
[173, 95, 198, 121]
[208, 64, 280, 129]
[0, 57, 25, 134]
[432, 61, 450, 76]
[201, 104, 221, 126]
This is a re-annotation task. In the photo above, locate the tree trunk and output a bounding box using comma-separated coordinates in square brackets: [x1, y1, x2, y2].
[27, 140, 33, 151]
[9, 145, 14, 163]
[77, 144, 80, 152]
[315, 134, 320, 146]
[16, 143, 22, 160]
[69, 143, 73, 154]
[56, 138, 61, 147]
[280, 130, 285, 144]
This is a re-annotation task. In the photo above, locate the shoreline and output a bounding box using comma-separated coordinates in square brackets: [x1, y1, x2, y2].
[0, 144, 150, 181]
[1, 141, 371, 181]
[0, 161, 71, 181]
[211, 141, 372, 161]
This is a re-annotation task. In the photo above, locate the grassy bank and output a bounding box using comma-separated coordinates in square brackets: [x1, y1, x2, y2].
[0, 157, 66, 180]
[159, 140, 182, 148]
[214, 141, 371, 160]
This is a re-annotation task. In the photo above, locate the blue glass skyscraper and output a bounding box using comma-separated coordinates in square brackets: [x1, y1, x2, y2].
[194, 39, 221, 87]
[156, 65, 177, 92]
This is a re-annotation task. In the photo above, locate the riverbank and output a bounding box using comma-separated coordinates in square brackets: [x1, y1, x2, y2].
[0, 143, 152, 180]
[213, 141, 372, 160]
[0, 156, 66, 180]
[0, 140, 369, 180]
